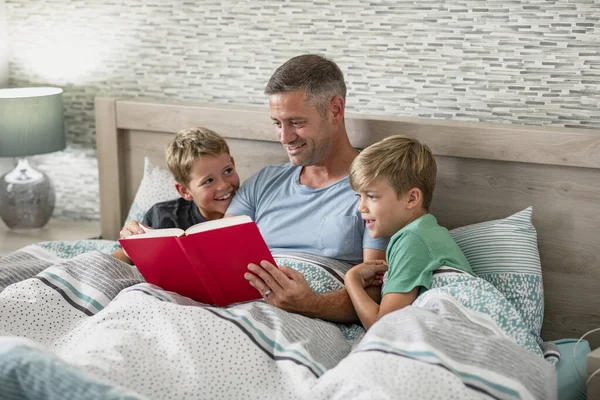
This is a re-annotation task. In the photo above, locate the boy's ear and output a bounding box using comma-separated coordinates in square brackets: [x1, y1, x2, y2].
[175, 182, 193, 201]
[406, 187, 423, 209]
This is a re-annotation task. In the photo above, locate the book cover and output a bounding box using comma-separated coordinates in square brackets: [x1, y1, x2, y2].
[119, 216, 275, 306]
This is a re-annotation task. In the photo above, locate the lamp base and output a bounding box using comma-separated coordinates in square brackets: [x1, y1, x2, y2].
[0, 158, 55, 229]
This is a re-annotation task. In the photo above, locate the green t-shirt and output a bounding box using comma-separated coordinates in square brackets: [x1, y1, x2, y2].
[383, 213, 473, 295]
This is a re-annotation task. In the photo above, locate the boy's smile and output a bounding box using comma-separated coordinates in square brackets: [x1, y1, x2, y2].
[176, 153, 240, 220]
[215, 191, 234, 201]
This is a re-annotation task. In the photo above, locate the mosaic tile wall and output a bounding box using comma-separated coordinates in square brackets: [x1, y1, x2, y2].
[4, 0, 600, 221]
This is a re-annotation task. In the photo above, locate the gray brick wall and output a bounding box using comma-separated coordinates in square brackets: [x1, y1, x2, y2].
[4, 0, 599, 221]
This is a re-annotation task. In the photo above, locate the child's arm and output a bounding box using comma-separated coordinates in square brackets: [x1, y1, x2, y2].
[110, 248, 133, 264]
[345, 262, 418, 330]
[110, 220, 152, 264]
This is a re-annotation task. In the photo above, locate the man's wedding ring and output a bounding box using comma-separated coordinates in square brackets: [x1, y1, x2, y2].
[263, 289, 272, 297]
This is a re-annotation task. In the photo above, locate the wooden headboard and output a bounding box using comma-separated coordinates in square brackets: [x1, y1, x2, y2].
[95, 97, 600, 347]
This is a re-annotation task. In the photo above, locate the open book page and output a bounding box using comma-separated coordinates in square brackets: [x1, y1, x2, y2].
[122, 215, 252, 239]
[123, 225, 185, 239]
[185, 215, 252, 235]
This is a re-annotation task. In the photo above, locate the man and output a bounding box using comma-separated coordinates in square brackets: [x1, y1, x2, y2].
[227, 54, 389, 323]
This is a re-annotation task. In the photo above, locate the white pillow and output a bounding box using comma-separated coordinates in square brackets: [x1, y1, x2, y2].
[124, 157, 179, 225]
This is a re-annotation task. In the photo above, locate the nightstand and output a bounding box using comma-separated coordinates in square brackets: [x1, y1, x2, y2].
[0, 218, 101, 257]
[589, 347, 600, 399]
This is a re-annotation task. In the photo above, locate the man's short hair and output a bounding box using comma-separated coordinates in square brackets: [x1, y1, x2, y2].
[264, 54, 346, 117]
[165, 127, 230, 185]
[349, 135, 437, 209]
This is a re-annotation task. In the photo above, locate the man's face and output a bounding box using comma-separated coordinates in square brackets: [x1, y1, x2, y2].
[269, 91, 334, 166]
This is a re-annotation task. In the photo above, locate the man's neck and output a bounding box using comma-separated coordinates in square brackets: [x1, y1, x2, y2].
[299, 133, 358, 189]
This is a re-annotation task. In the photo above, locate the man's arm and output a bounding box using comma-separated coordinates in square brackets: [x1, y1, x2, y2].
[363, 248, 386, 262]
[245, 248, 387, 324]
[361, 248, 386, 304]
[245, 260, 359, 323]
[291, 285, 383, 323]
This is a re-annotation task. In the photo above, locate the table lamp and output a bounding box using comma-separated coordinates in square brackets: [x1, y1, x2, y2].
[0, 87, 66, 229]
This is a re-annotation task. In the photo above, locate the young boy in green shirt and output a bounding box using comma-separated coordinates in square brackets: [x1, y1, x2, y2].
[345, 135, 473, 330]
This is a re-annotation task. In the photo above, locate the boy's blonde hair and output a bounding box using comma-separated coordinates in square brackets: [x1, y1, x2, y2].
[166, 127, 230, 185]
[349, 135, 437, 209]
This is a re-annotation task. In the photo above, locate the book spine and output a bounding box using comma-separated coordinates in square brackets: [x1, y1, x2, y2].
[177, 238, 229, 306]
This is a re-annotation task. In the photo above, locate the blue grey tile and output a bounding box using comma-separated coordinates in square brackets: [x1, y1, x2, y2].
[5, 0, 599, 220]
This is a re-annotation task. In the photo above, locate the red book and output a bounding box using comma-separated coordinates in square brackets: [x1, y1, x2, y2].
[119, 215, 275, 306]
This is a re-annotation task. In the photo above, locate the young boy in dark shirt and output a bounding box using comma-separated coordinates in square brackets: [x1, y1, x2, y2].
[111, 127, 240, 264]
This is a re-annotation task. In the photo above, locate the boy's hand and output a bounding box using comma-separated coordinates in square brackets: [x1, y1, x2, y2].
[119, 221, 151, 258]
[120, 220, 150, 239]
[345, 260, 388, 288]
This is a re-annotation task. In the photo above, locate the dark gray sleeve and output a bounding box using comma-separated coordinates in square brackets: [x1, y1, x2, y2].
[141, 206, 159, 228]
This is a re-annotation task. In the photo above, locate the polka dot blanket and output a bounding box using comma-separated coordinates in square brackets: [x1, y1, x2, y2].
[0, 245, 556, 399]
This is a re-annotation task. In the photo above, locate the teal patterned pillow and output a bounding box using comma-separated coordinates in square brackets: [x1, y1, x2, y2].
[36, 240, 121, 259]
[273, 255, 364, 343]
[450, 207, 544, 343]
[124, 157, 179, 224]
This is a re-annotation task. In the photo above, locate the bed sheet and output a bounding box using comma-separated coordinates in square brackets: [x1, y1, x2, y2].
[0, 241, 557, 399]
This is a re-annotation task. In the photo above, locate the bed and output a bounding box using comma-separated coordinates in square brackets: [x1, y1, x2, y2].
[1, 96, 599, 399]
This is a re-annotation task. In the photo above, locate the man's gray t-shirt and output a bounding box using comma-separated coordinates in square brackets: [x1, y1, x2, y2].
[227, 164, 389, 264]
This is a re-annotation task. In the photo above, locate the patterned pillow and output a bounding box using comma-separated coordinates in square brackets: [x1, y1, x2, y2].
[450, 207, 544, 343]
[37, 240, 122, 259]
[124, 157, 179, 224]
[273, 254, 364, 342]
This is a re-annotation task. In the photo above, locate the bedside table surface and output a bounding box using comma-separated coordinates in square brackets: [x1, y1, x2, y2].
[0, 219, 101, 257]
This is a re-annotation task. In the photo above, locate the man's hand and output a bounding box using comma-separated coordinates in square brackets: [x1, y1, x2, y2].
[245, 260, 319, 315]
[345, 260, 388, 288]
[120, 220, 150, 239]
